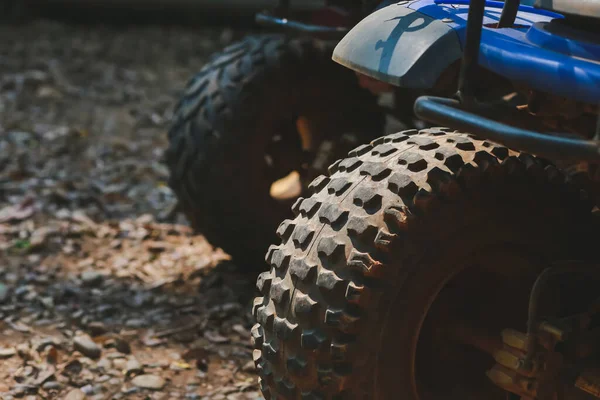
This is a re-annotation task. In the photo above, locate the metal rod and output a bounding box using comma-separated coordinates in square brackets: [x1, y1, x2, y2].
[413, 96, 600, 161]
[255, 12, 349, 38]
[497, 0, 521, 28]
[450, 322, 503, 356]
[457, 0, 486, 101]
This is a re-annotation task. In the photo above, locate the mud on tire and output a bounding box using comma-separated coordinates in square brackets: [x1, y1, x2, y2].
[251, 129, 595, 399]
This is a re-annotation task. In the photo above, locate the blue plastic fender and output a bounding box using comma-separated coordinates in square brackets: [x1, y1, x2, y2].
[332, 4, 462, 89]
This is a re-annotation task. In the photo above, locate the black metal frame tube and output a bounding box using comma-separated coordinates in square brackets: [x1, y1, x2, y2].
[595, 110, 600, 141]
[457, 0, 486, 100]
[414, 96, 600, 161]
[497, 0, 521, 28]
[255, 12, 349, 38]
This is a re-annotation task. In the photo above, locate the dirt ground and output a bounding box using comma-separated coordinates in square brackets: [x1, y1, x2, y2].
[0, 17, 262, 399]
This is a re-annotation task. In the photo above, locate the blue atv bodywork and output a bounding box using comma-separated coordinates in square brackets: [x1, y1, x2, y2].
[333, 0, 600, 105]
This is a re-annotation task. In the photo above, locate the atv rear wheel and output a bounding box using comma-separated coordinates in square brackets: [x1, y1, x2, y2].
[166, 35, 383, 266]
[252, 129, 596, 399]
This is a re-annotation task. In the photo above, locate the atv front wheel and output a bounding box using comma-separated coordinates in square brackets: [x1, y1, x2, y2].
[166, 35, 383, 266]
[252, 129, 595, 399]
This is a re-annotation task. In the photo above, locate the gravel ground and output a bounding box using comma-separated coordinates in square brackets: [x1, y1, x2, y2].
[0, 18, 262, 400]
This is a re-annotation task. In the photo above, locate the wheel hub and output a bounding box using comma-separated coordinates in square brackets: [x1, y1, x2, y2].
[412, 260, 600, 400]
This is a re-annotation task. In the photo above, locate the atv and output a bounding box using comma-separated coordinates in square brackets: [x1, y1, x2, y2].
[251, 0, 600, 399]
[165, 0, 442, 266]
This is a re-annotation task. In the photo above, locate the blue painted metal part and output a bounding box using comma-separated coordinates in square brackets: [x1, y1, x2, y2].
[408, 0, 600, 104]
[526, 21, 600, 61]
[433, 0, 562, 18]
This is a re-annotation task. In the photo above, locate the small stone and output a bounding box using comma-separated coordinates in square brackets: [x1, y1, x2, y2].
[80, 384, 94, 395]
[64, 389, 86, 400]
[108, 378, 121, 386]
[74, 335, 101, 359]
[42, 381, 62, 390]
[35, 370, 55, 386]
[112, 358, 127, 369]
[115, 338, 131, 354]
[40, 296, 54, 309]
[12, 385, 26, 397]
[124, 319, 146, 328]
[125, 358, 143, 376]
[121, 387, 139, 395]
[63, 359, 83, 376]
[14, 386, 37, 400]
[56, 209, 71, 219]
[131, 374, 166, 390]
[86, 322, 107, 336]
[80, 271, 103, 287]
[0, 347, 16, 359]
[96, 358, 111, 370]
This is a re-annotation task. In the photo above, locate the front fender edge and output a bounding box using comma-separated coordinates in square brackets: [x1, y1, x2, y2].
[332, 5, 462, 89]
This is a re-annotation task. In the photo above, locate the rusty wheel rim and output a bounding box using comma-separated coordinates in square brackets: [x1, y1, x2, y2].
[376, 245, 546, 400]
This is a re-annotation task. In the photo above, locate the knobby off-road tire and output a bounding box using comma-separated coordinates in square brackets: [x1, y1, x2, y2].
[251, 129, 596, 399]
[166, 35, 383, 266]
